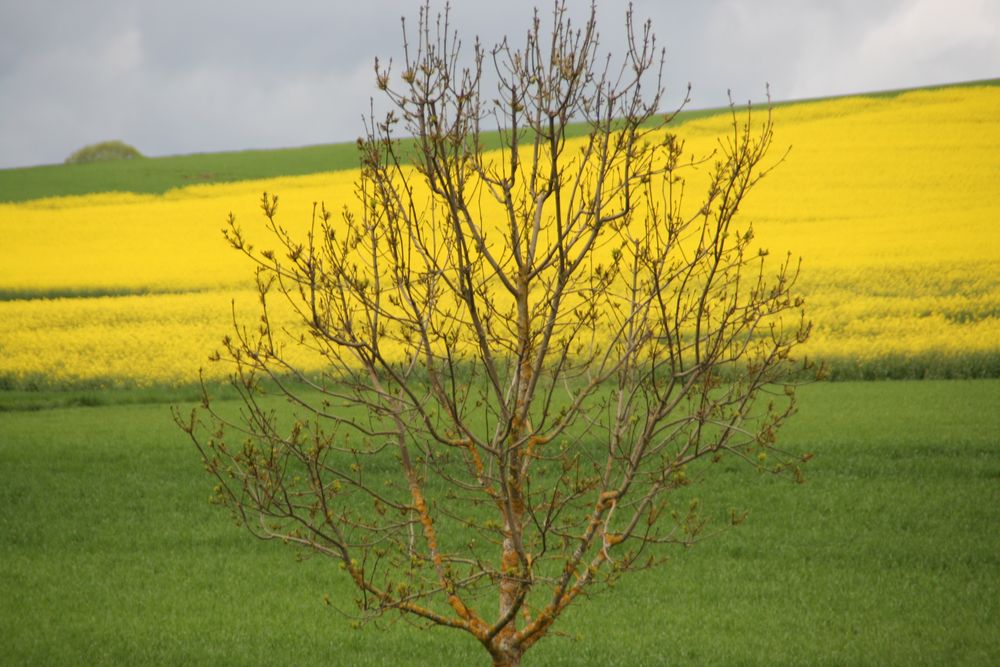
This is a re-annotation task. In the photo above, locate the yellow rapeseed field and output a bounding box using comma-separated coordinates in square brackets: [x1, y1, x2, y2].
[1, 84, 998, 386]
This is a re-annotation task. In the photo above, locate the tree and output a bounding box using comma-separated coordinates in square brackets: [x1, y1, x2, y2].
[64, 139, 143, 164]
[176, 3, 811, 665]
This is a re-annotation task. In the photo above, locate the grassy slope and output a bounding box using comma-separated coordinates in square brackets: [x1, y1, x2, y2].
[0, 143, 361, 203]
[1, 380, 997, 665]
[2, 78, 996, 203]
[0, 108, 720, 202]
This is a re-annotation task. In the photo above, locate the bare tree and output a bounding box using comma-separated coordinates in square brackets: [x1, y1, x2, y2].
[176, 3, 811, 665]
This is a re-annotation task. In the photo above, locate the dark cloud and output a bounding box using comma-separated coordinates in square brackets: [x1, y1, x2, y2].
[1, 0, 997, 169]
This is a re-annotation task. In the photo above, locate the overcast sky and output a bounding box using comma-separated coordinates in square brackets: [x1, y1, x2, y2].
[1, 0, 997, 170]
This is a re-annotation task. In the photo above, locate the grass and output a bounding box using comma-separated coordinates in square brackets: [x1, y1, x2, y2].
[4, 77, 995, 204]
[1, 380, 998, 665]
[0, 109, 725, 203]
[0, 143, 363, 203]
[0, 385, 205, 411]
[0, 286, 210, 303]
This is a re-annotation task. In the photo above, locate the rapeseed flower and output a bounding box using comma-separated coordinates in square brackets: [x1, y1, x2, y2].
[0, 85, 997, 386]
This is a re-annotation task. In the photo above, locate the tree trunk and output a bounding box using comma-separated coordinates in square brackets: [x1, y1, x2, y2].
[491, 648, 522, 667]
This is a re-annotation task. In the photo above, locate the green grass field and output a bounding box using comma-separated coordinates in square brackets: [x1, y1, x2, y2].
[2, 380, 997, 665]
[0, 109, 719, 202]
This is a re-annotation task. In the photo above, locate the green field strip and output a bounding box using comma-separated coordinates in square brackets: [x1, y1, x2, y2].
[0, 285, 221, 302]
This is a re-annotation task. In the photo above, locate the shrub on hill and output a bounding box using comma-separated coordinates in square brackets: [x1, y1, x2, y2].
[65, 140, 143, 165]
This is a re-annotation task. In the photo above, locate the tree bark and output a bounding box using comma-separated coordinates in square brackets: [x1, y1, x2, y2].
[491, 648, 522, 667]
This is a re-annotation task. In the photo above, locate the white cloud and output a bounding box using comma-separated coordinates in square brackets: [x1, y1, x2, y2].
[789, 0, 1000, 98]
[855, 0, 1000, 81]
[96, 26, 144, 78]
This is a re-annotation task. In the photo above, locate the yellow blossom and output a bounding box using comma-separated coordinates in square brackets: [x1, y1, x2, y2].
[0, 85, 997, 386]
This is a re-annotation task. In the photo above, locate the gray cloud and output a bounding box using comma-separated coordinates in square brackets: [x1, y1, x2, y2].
[1, 0, 997, 169]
